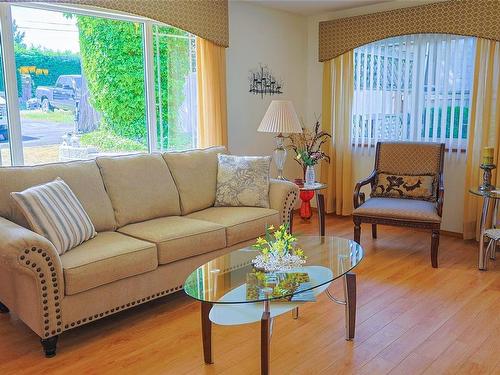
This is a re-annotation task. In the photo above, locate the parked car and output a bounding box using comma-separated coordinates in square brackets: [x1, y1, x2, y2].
[0, 97, 8, 142]
[35, 75, 81, 112]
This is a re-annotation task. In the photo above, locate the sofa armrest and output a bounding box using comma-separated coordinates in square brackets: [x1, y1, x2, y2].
[269, 179, 299, 227]
[0, 217, 64, 339]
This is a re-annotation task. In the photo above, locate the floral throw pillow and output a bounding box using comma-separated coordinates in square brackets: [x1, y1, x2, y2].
[215, 154, 271, 208]
[371, 172, 437, 202]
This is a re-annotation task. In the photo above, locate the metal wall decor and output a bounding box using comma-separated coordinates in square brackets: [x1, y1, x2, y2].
[249, 64, 283, 98]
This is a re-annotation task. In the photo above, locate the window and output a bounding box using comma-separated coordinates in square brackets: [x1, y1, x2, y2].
[352, 34, 476, 153]
[0, 3, 197, 166]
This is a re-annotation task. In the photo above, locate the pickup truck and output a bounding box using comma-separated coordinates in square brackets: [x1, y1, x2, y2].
[35, 75, 81, 112]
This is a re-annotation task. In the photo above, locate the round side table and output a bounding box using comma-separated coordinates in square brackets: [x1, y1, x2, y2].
[298, 182, 327, 236]
[469, 188, 500, 270]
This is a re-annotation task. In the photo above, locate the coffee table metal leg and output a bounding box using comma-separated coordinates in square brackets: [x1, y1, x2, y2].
[479, 197, 491, 270]
[201, 301, 213, 364]
[316, 193, 326, 236]
[344, 273, 356, 340]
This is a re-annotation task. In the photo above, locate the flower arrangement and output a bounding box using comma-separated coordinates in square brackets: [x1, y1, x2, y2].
[286, 120, 331, 175]
[252, 224, 307, 272]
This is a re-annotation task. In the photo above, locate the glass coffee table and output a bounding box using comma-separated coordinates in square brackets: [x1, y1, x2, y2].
[184, 236, 364, 374]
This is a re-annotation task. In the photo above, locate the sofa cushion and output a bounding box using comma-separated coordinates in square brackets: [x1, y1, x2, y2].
[96, 153, 181, 227]
[215, 154, 272, 208]
[60, 232, 158, 295]
[0, 160, 116, 232]
[163, 146, 226, 215]
[11, 178, 96, 255]
[187, 207, 280, 246]
[353, 197, 441, 223]
[118, 216, 226, 265]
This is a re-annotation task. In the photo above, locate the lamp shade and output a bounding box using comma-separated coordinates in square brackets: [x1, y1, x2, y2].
[257, 100, 303, 134]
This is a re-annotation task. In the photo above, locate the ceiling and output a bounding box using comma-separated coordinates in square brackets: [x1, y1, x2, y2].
[241, 0, 393, 16]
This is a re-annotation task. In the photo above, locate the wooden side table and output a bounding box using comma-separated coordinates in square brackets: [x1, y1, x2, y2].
[298, 182, 327, 236]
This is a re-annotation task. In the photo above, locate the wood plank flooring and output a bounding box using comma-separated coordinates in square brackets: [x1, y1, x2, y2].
[0, 213, 499, 374]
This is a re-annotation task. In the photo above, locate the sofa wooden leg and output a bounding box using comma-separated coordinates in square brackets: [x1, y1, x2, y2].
[353, 218, 361, 244]
[41, 336, 58, 358]
[0, 301, 9, 313]
[431, 230, 440, 268]
[371, 224, 377, 239]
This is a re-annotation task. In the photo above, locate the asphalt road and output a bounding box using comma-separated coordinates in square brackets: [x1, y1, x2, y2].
[0, 120, 74, 147]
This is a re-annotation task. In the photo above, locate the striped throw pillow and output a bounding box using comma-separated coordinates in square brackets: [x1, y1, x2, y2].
[11, 178, 96, 255]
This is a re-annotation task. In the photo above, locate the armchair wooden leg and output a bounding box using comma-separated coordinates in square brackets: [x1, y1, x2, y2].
[353, 217, 361, 244]
[371, 224, 377, 239]
[431, 229, 440, 268]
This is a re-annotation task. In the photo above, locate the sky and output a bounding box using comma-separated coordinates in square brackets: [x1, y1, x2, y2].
[11, 6, 80, 53]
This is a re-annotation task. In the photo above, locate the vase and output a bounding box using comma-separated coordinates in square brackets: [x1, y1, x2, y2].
[305, 165, 315, 186]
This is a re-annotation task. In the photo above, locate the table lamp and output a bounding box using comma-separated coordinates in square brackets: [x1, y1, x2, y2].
[258, 100, 302, 180]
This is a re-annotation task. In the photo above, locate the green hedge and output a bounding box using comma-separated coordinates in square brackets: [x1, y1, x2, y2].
[0, 47, 81, 97]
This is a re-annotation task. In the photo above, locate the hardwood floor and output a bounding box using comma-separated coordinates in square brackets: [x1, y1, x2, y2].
[1, 213, 499, 374]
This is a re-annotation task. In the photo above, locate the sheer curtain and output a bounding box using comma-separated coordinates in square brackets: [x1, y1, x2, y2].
[352, 34, 476, 155]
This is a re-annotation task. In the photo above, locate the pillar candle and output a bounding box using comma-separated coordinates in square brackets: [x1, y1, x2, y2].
[482, 146, 494, 165]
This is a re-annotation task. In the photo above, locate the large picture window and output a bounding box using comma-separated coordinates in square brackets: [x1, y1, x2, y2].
[0, 3, 197, 166]
[352, 33, 476, 153]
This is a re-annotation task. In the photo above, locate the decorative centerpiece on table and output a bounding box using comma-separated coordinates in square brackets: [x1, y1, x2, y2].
[286, 120, 331, 186]
[480, 146, 496, 191]
[252, 224, 306, 272]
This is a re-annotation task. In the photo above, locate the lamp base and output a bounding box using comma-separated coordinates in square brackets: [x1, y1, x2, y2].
[274, 134, 287, 180]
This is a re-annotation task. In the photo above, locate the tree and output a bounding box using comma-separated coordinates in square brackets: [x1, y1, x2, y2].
[75, 16, 192, 148]
[13, 20, 26, 48]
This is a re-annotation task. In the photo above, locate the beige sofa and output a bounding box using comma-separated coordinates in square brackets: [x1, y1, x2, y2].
[0, 146, 298, 357]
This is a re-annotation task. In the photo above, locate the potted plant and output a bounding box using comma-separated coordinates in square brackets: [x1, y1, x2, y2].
[286, 120, 331, 186]
[252, 224, 306, 272]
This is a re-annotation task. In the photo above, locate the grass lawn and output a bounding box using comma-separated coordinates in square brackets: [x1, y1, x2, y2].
[20, 109, 74, 124]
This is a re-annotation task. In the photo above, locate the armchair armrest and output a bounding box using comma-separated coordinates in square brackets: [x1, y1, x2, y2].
[353, 170, 377, 209]
[269, 179, 299, 227]
[437, 173, 445, 217]
[0, 217, 64, 339]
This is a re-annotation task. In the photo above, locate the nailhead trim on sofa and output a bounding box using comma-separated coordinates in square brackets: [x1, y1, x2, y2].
[282, 190, 298, 225]
[18, 247, 63, 338]
[64, 285, 184, 330]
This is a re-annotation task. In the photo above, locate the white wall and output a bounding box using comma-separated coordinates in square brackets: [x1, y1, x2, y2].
[226, 1, 307, 179]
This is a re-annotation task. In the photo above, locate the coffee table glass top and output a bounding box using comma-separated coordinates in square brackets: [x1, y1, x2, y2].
[184, 236, 363, 304]
[469, 188, 500, 199]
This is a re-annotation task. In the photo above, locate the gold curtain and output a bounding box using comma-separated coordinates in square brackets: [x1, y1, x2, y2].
[463, 38, 500, 239]
[196, 38, 228, 148]
[320, 51, 354, 216]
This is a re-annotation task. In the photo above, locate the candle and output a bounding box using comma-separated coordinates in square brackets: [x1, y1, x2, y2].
[482, 147, 494, 165]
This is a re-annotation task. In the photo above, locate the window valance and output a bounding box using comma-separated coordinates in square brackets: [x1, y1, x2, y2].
[319, 0, 500, 62]
[9, 0, 229, 47]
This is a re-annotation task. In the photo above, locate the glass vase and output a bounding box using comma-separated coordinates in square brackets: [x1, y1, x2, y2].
[305, 165, 315, 186]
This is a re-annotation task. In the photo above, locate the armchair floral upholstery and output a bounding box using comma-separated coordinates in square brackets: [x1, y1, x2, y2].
[352, 142, 445, 268]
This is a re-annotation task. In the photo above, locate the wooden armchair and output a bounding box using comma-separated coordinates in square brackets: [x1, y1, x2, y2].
[352, 142, 445, 268]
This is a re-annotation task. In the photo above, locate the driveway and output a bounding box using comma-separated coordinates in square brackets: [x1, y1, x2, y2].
[0, 119, 74, 147]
